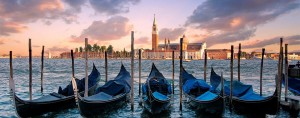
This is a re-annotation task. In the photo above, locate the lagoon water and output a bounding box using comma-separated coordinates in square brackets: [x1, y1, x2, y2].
[0, 58, 298, 117]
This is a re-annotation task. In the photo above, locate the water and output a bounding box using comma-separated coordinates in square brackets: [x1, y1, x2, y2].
[0, 58, 297, 117]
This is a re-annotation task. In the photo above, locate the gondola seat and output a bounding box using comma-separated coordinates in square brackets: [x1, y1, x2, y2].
[152, 92, 168, 101]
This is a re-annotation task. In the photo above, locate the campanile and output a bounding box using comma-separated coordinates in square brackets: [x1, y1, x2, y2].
[152, 14, 158, 51]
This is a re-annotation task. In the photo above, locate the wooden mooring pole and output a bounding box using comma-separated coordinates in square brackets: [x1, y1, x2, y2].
[29, 39, 32, 100]
[130, 31, 134, 111]
[138, 49, 141, 96]
[105, 51, 108, 82]
[84, 38, 88, 97]
[284, 44, 288, 101]
[179, 38, 183, 111]
[41, 46, 44, 93]
[204, 49, 207, 82]
[238, 43, 241, 82]
[71, 50, 75, 78]
[230, 45, 234, 112]
[10, 51, 13, 91]
[277, 38, 283, 102]
[172, 50, 175, 94]
[260, 48, 265, 96]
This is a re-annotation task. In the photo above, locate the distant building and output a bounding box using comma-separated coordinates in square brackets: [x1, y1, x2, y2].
[60, 52, 105, 59]
[142, 15, 206, 59]
[289, 53, 300, 60]
[207, 49, 231, 60]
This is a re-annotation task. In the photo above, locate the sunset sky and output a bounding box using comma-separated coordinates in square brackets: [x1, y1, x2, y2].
[1, 0, 300, 56]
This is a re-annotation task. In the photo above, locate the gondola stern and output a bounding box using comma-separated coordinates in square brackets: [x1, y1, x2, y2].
[120, 63, 127, 72]
[71, 77, 80, 106]
[9, 76, 23, 117]
[151, 63, 158, 71]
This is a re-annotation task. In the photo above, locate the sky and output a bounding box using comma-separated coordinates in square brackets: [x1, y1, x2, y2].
[1, 0, 300, 56]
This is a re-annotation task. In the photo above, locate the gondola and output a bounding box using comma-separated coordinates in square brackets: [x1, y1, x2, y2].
[182, 67, 224, 115]
[72, 64, 131, 117]
[9, 64, 100, 117]
[142, 63, 172, 114]
[210, 67, 279, 115]
[210, 67, 253, 97]
[282, 61, 300, 95]
[282, 76, 300, 95]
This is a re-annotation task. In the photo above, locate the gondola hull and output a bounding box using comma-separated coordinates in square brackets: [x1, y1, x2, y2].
[10, 64, 100, 117]
[14, 94, 75, 117]
[232, 95, 278, 115]
[77, 94, 129, 117]
[142, 63, 172, 114]
[13, 84, 99, 117]
[185, 93, 224, 115]
[143, 96, 171, 114]
[73, 64, 131, 117]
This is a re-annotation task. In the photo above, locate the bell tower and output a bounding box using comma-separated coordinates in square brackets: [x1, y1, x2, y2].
[152, 14, 158, 51]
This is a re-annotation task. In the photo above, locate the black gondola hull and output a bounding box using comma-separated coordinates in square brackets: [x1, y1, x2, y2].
[232, 95, 278, 115]
[185, 94, 224, 115]
[143, 98, 171, 114]
[14, 95, 75, 117]
[77, 94, 129, 117]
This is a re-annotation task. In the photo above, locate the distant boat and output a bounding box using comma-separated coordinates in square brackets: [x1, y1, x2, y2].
[9, 64, 100, 117]
[142, 63, 172, 114]
[183, 59, 191, 62]
[72, 64, 131, 117]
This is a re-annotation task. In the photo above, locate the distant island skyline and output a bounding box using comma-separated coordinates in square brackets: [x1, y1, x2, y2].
[1, 0, 300, 56]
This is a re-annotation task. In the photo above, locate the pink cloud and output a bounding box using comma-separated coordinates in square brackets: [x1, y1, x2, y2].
[135, 36, 149, 44]
[70, 16, 132, 43]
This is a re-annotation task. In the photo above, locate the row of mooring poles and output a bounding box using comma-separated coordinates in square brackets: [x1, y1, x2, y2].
[16, 37, 289, 114]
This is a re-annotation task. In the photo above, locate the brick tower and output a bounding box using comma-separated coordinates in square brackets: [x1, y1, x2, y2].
[152, 14, 158, 51]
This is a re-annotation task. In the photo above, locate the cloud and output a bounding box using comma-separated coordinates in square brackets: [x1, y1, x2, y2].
[71, 16, 132, 43]
[63, 0, 87, 12]
[0, 39, 4, 45]
[159, 28, 186, 41]
[205, 28, 256, 46]
[32, 45, 41, 48]
[89, 0, 140, 15]
[48, 46, 70, 52]
[135, 36, 149, 44]
[0, 0, 78, 36]
[0, 20, 27, 36]
[186, 0, 300, 45]
[243, 35, 300, 49]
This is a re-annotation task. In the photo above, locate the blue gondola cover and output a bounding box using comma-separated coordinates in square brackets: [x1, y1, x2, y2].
[195, 91, 218, 101]
[183, 79, 210, 94]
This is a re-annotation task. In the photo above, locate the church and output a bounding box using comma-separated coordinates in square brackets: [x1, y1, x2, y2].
[138, 15, 206, 59]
